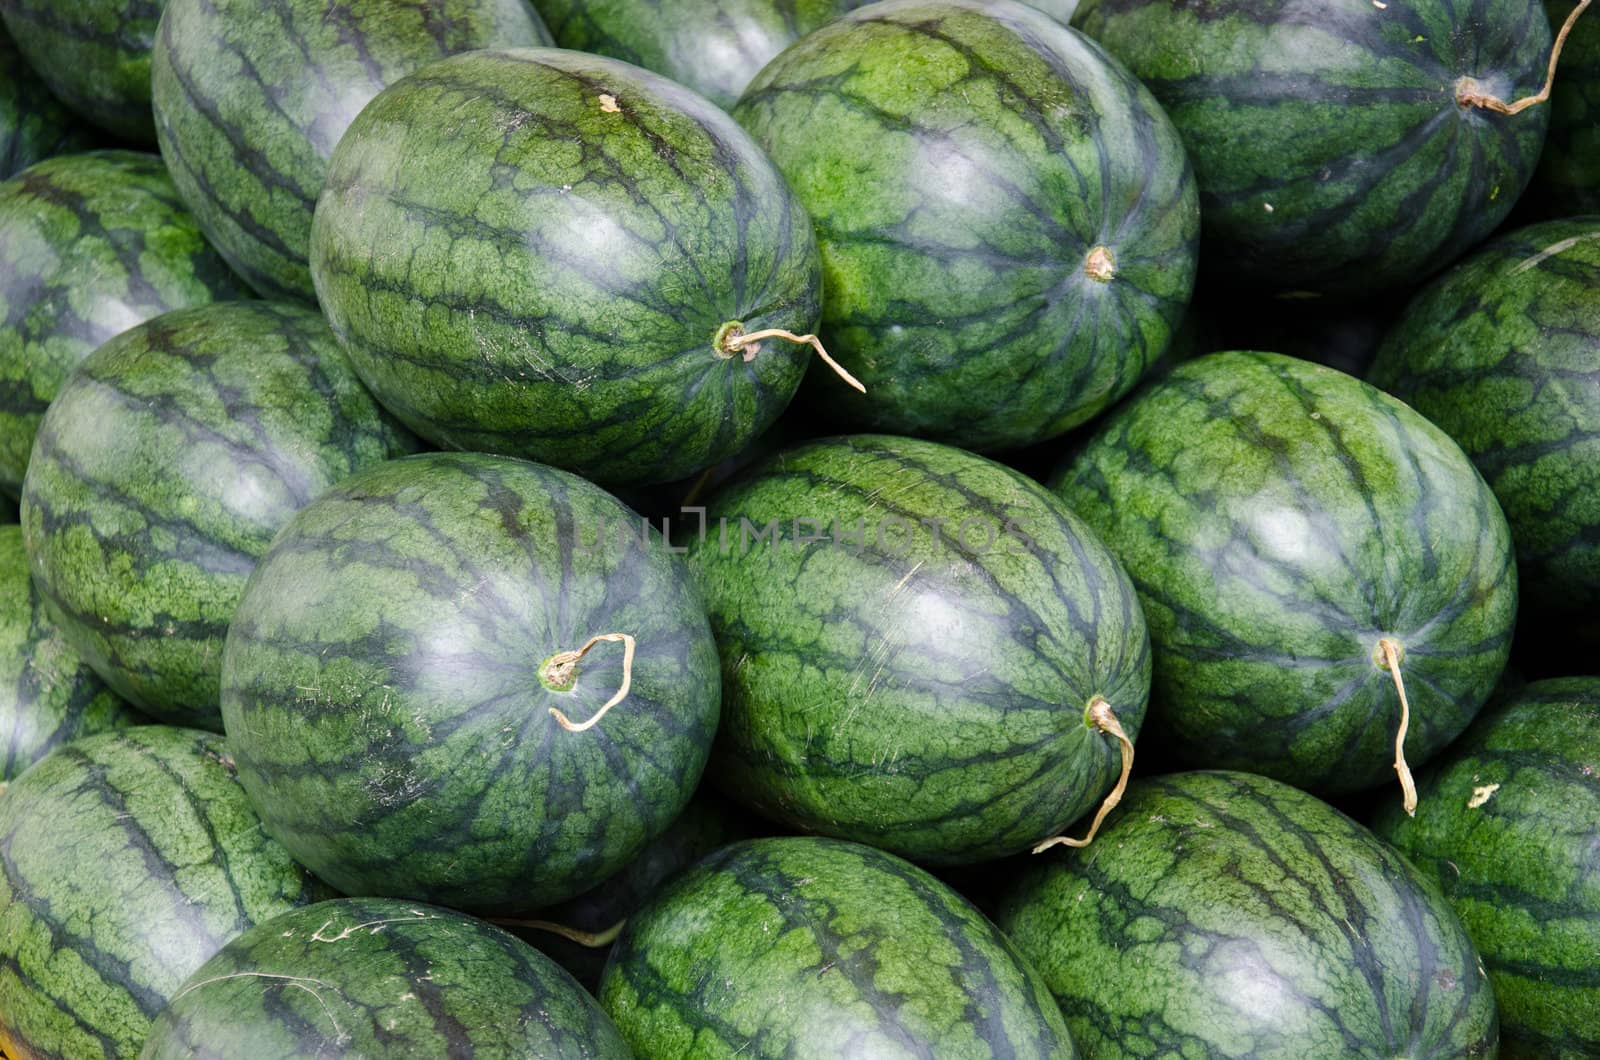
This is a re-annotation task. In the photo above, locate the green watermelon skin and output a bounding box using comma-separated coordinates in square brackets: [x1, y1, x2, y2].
[0, 0, 164, 142]
[0, 726, 325, 1060]
[221, 451, 721, 913]
[0, 28, 96, 179]
[139, 897, 631, 1060]
[687, 433, 1151, 865]
[1072, 0, 1550, 299]
[996, 771, 1498, 1058]
[20, 300, 414, 730]
[311, 48, 821, 488]
[535, 0, 848, 110]
[0, 151, 246, 497]
[1369, 218, 1600, 641]
[735, 0, 1199, 453]
[600, 836, 1078, 1058]
[1531, 0, 1600, 215]
[1055, 351, 1516, 796]
[1373, 678, 1600, 1059]
[152, 0, 550, 303]
[0, 524, 141, 782]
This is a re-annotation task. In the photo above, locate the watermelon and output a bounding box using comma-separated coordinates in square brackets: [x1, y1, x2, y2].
[687, 433, 1151, 864]
[0, 150, 245, 497]
[1369, 217, 1600, 645]
[310, 47, 825, 488]
[1072, 0, 1551, 298]
[732, 0, 1199, 453]
[599, 836, 1078, 1057]
[1531, 0, 1600, 215]
[139, 897, 632, 1059]
[152, 0, 551, 303]
[0, 0, 164, 141]
[1373, 678, 1600, 1058]
[0, 524, 140, 782]
[221, 451, 720, 913]
[1, 26, 94, 179]
[996, 770, 1499, 1058]
[21, 300, 414, 730]
[534, 0, 848, 109]
[0, 726, 325, 1060]
[1054, 351, 1516, 801]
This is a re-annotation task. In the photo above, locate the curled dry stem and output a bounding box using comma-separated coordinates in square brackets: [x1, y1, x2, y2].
[544, 633, 636, 733]
[1032, 697, 1134, 853]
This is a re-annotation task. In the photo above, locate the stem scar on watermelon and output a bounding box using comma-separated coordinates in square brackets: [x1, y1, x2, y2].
[541, 632, 636, 732]
[1084, 246, 1116, 283]
[715, 323, 866, 393]
[1376, 637, 1419, 815]
[1458, 0, 1591, 114]
[1032, 695, 1135, 851]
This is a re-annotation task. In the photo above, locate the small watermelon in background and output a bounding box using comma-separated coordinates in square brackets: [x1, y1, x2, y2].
[221, 452, 720, 913]
[688, 434, 1150, 865]
[600, 836, 1078, 1058]
[0, 151, 245, 497]
[734, 0, 1199, 453]
[533, 0, 850, 110]
[312, 47, 832, 489]
[997, 771, 1499, 1058]
[140, 898, 633, 1060]
[1374, 678, 1600, 1059]
[22, 301, 415, 730]
[508, 792, 758, 990]
[0, 0, 165, 142]
[0, 524, 141, 781]
[1055, 351, 1516, 809]
[1072, 0, 1551, 299]
[0, 27, 95, 179]
[1370, 217, 1600, 651]
[0, 726, 326, 1060]
[1531, 0, 1600, 216]
[152, 0, 552, 303]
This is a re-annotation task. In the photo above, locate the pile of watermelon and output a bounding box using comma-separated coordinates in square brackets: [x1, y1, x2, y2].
[1, 0, 1597, 1055]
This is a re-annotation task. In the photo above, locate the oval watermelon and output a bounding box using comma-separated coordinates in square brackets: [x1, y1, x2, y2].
[996, 770, 1498, 1058]
[22, 300, 415, 729]
[599, 836, 1078, 1057]
[1054, 351, 1517, 802]
[687, 433, 1151, 864]
[311, 47, 824, 488]
[0, 26, 94, 179]
[1072, 0, 1551, 298]
[140, 897, 632, 1059]
[734, 0, 1199, 453]
[1369, 217, 1600, 645]
[152, 0, 551, 303]
[221, 451, 721, 913]
[0, 150, 245, 497]
[1373, 678, 1600, 1058]
[0, 726, 326, 1060]
[0, 0, 164, 141]
[0, 524, 140, 782]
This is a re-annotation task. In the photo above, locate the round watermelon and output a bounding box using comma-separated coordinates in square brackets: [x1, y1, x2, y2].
[0, 150, 245, 497]
[221, 451, 721, 913]
[732, 0, 1199, 452]
[311, 47, 823, 488]
[1531, 0, 1600, 216]
[0, 524, 140, 782]
[152, 0, 551, 303]
[1054, 351, 1517, 802]
[0, 26, 94, 179]
[22, 300, 415, 730]
[687, 433, 1151, 864]
[1369, 217, 1600, 644]
[0, 726, 325, 1060]
[0, 0, 164, 141]
[1072, 0, 1551, 298]
[599, 836, 1078, 1057]
[140, 897, 632, 1059]
[997, 770, 1499, 1058]
[1373, 678, 1600, 1059]
[534, 0, 849, 109]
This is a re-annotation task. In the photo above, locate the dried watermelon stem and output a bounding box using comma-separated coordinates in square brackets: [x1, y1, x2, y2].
[1457, 0, 1590, 115]
[543, 633, 636, 732]
[492, 918, 626, 948]
[719, 325, 867, 394]
[1032, 696, 1134, 853]
[1378, 637, 1420, 816]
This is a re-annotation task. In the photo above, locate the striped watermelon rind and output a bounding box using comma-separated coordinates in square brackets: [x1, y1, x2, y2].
[0, 0, 163, 141]
[0, 26, 95, 179]
[1373, 678, 1600, 1059]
